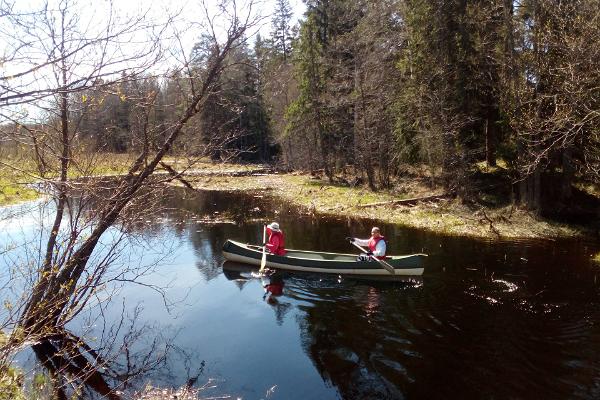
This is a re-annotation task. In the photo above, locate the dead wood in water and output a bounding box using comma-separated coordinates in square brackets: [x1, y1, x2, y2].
[357, 194, 449, 208]
[160, 161, 194, 189]
[32, 336, 120, 400]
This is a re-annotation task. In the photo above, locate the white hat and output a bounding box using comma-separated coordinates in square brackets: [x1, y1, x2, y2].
[267, 222, 280, 231]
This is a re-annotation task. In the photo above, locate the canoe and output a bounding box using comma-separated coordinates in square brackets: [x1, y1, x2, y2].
[222, 240, 427, 276]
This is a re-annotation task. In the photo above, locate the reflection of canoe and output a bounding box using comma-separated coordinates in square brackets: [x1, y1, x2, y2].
[222, 240, 427, 276]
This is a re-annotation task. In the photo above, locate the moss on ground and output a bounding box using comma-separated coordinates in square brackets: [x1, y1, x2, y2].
[0, 154, 591, 240]
[182, 172, 586, 240]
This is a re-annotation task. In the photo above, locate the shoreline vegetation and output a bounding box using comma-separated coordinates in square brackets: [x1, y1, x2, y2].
[181, 165, 589, 240]
[2, 159, 594, 240]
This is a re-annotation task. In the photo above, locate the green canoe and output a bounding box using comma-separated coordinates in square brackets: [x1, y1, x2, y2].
[222, 239, 427, 277]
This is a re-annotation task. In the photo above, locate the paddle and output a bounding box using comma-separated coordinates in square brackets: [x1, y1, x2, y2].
[349, 240, 395, 275]
[259, 225, 267, 273]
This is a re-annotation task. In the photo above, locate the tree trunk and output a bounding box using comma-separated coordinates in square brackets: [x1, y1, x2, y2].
[354, 62, 375, 191]
[485, 111, 497, 167]
[33, 339, 120, 400]
[519, 167, 542, 211]
[561, 147, 574, 201]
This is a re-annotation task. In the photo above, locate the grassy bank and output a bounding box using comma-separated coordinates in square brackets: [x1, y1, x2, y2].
[185, 172, 587, 240]
[0, 154, 237, 206]
[1, 155, 592, 239]
[0, 177, 39, 206]
[0, 154, 123, 206]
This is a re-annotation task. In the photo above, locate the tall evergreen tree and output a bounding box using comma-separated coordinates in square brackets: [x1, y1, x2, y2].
[194, 37, 273, 161]
[285, 14, 326, 173]
[271, 0, 294, 61]
[508, 0, 600, 211]
[395, 0, 472, 193]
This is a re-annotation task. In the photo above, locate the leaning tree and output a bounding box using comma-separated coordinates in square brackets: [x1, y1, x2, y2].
[0, 0, 260, 397]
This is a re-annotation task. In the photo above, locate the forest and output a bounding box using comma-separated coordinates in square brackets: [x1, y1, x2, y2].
[33, 0, 599, 219]
[3, 0, 598, 218]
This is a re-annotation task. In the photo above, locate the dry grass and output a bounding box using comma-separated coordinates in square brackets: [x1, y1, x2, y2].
[1, 152, 588, 240]
[182, 172, 584, 240]
[575, 182, 600, 197]
[0, 152, 261, 206]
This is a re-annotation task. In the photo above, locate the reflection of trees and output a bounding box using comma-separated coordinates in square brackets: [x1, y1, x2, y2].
[28, 315, 199, 399]
[295, 284, 407, 399]
[266, 297, 292, 326]
[189, 225, 227, 281]
[170, 188, 266, 225]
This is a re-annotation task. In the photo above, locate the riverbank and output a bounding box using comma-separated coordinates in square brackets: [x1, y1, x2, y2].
[1, 157, 594, 240]
[183, 170, 591, 240]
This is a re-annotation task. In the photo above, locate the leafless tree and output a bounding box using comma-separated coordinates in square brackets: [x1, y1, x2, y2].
[506, 0, 600, 208]
[0, 0, 260, 397]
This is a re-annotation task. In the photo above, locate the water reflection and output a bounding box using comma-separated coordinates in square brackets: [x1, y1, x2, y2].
[3, 187, 600, 399]
[192, 189, 600, 399]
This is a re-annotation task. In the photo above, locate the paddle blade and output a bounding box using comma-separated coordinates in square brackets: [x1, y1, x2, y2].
[260, 248, 267, 271]
[377, 258, 395, 274]
[259, 225, 267, 272]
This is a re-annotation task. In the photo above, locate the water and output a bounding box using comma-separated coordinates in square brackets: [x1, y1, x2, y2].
[2, 189, 600, 399]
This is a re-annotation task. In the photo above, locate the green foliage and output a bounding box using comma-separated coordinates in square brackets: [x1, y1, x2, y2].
[0, 366, 25, 400]
[0, 178, 39, 206]
[284, 13, 325, 169]
[4, 0, 597, 212]
[193, 36, 274, 162]
[271, 0, 294, 60]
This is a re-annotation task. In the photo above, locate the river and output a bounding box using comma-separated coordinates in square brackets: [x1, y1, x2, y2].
[1, 188, 599, 399]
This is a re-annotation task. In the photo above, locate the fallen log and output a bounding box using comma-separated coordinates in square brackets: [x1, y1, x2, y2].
[186, 168, 272, 177]
[357, 194, 448, 208]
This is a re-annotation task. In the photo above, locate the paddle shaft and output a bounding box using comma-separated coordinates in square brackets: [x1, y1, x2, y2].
[259, 225, 267, 272]
[350, 241, 395, 274]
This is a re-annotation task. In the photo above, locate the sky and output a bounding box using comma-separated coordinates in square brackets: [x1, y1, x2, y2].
[3, 0, 306, 68]
[0, 0, 306, 120]
[115, 0, 307, 52]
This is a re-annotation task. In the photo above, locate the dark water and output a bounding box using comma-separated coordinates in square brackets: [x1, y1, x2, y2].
[2, 189, 600, 399]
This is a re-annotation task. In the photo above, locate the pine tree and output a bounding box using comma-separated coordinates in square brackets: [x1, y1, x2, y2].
[271, 0, 294, 61]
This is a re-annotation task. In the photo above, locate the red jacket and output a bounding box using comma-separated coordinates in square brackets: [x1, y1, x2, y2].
[265, 281, 284, 296]
[266, 229, 286, 256]
[368, 236, 386, 260]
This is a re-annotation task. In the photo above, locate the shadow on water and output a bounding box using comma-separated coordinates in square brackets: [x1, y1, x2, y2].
[160, 188, 600, 399]
[191, 189, 600, 400]
[4, 187, 600, 399]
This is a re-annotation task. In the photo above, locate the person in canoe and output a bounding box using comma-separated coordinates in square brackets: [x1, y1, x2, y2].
[265, 222, 286, 256]
[347, 227, 386, 261]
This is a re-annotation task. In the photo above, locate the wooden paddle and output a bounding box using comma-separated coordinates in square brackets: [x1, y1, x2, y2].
[350, 241, 395, 275]
[259, 225, 267, 273]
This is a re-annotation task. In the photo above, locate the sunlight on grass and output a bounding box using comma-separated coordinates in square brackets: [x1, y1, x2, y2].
[0, 177, 39, 206]
[474, 159, 508, 173]
[575, 182, 600, 198]
[0, 152, 258, 206]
